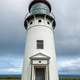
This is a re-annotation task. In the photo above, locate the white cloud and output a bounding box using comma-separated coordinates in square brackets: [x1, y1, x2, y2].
[58, 58, 80, 74]
[0, 67, 22, 74]
[7, 67, 22, 73]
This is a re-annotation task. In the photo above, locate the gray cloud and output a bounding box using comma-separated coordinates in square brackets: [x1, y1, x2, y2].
[0, 0, 80, 74]
[0, 0, 80, 59]
[0, 0, 27, 54]
[50, 0, 80, 58]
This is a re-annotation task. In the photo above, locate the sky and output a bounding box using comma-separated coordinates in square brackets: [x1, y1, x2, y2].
[0, 0, 80, 75]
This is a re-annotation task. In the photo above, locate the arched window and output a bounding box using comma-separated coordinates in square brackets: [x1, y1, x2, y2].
[38, 20, 42, 23]
[30, 21, 33, 25]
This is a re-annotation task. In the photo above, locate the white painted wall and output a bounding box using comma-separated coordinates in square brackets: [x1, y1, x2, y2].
[22, 17, 58, 80]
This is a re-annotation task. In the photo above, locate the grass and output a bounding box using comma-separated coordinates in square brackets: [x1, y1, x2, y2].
[59, 76, 80, 80]
[0, 75, 80, 80]
[0, 78, 80, 80]
[0, 78, 20, 80]
[59, 78, 80, 80]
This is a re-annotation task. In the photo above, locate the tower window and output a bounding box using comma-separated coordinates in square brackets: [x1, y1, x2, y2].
[37, 40, 44, 49]
[30, 21, 33, 25]
[47, 21, 50, 24]
[38, 20, 42, 23]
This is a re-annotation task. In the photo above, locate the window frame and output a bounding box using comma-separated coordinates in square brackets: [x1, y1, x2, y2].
[37, 40, 44, 49]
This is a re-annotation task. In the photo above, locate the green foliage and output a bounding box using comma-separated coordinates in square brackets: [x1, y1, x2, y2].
[59, 77, 80, 80]
[0, 76, 80, 80]
[0, 77, 21, 80]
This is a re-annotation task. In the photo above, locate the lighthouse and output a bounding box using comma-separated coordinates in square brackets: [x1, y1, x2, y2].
[22, 0, 59, 80]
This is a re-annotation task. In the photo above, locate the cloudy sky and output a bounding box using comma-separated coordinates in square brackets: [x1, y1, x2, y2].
[0, 0, 80, 75]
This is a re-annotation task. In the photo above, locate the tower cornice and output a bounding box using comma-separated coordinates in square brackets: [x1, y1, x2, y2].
[24, 14, 56, 30]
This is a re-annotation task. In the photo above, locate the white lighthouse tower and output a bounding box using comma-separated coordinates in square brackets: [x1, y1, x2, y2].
[22, 0, 58, 80]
